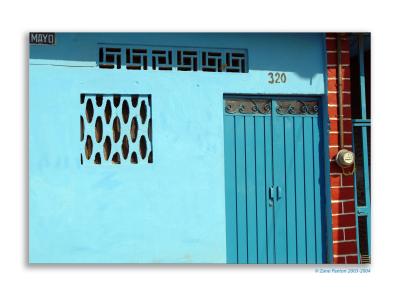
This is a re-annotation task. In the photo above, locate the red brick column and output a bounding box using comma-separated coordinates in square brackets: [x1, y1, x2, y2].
[326, 33, 358, 264]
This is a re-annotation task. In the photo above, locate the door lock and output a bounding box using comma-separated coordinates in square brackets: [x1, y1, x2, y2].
[276, 186, 282, 200]
[268, 186, 283, 206]
[268, 186, 275, 207]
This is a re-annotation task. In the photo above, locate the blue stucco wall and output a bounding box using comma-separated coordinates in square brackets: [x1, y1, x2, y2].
[29, 33, 326, 263]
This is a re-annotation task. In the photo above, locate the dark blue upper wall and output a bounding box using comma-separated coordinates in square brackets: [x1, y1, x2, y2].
[30, 33, 325, 80]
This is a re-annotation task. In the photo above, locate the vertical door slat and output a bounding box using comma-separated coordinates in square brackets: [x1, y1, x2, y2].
[245, 116, 258, 263]
[284, 117, 297, 263]
[272, 114, 287, 263]
[235, 116, 248, 263]
[294, 117, 307, 263]
[255, 116, 267, 263]
[265, 116, 275, 263]
[224, 115, 238, 263]
[313, 117, 323, 263]
[303, 117, 316, 263]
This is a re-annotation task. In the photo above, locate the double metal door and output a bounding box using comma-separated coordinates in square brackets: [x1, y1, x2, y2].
[223, 97, 326, 263]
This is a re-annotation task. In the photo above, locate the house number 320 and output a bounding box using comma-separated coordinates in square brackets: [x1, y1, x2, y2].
[267, 72, 287, 84]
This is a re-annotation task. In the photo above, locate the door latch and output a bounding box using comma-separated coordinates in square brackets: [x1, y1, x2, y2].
[268, 186, 275, 207]
[268, 186, 283, 206]
[276, 186, 282, 201]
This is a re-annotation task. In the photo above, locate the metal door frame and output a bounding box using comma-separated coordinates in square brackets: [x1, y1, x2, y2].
[223, 93, 333, 263]
[352, 34, 371, 264]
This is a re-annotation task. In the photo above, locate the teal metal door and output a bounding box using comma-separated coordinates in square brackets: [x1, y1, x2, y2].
[224, 96, 326, 264]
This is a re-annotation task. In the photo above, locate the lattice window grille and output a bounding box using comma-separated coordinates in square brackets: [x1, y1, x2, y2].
[225, 52, 246, 72]
[80, 94, 153, 165]
[99, 48, 122, 69]
[202, 52, 223, 72]
[152, 49, 173, 70]
[126, 49, 148, 70]
[98, 46, 248, 73]
[177, 50, 199, 71]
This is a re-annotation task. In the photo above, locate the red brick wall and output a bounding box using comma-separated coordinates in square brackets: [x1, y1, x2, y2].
[326, 33, 358, 264]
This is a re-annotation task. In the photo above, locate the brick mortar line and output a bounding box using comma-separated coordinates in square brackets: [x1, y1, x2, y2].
[331, 200, 355, 204]
[332, 226, 356, 230]
[326, 36, 349, 40]
[329, 131, 353, 134]
[328, 90, 351, 94]
[328, 119, 352, 122]
[327, 77, 351, 80]
[332, 212, 355, 216]
[327, 64, 350, 67]
[333, 239, 357, 243]
[327, 51, 350, 54]
[329, 145, 353, 148]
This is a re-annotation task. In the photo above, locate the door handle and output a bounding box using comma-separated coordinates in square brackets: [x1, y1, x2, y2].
[268, 186, 275, 207]
[276, 186, 282, 201]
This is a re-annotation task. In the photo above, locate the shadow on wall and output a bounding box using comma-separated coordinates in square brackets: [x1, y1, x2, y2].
[29, 33, 325, 79]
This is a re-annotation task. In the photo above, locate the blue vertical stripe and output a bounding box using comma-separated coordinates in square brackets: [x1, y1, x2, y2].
[224, 115, 237, 263]
[235, 116, 248, 263]
[255, 116, 267, 263]
[245, 117, 258, 263]
[284, 117, 297, 263]
[313, 117, 323, 263]
[264, 116, 275, 263]
[294, 117, 306, 263]
[303, 117, 316, 263]
[272, 112, 287, 264]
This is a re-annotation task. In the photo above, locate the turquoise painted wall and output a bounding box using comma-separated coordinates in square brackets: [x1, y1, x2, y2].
[29, 33, 326, 263]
